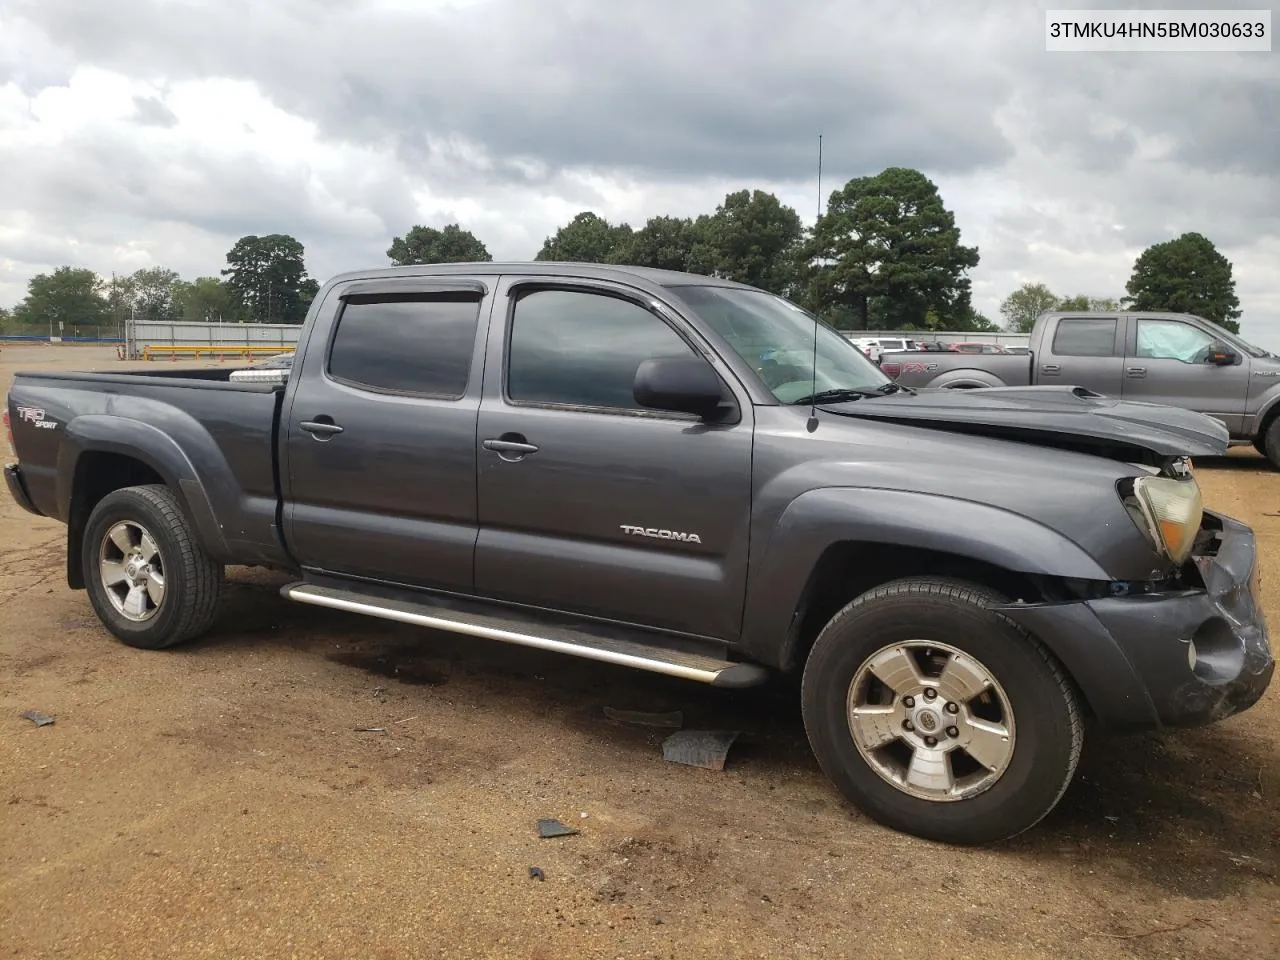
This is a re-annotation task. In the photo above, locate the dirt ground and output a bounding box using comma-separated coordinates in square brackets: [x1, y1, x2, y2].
[1, 344, 1277, 960]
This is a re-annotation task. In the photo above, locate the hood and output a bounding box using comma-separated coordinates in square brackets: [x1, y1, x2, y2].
[821, 385, 1229, 461]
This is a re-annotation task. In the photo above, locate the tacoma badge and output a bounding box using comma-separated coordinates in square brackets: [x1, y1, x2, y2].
[620, 524, 702, 544]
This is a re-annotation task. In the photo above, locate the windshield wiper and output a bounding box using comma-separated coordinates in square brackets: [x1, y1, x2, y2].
[791, 387, 883, 405]
[793, 383, 914, 405]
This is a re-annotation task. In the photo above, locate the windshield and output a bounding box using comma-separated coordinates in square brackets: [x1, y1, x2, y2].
[670, 285, 891, 403]
[1193, 315, 1271, 358]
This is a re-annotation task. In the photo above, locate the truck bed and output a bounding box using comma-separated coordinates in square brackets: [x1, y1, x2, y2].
[880, 351, 1033, 389]
[6, 368, 289, 569]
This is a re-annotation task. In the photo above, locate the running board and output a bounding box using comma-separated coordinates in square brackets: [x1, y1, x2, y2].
[281, 582, 770, 688]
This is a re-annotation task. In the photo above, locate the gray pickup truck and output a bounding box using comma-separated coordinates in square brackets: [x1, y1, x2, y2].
[880, 310, 1280, 468]
[4, 263, 1273, 845]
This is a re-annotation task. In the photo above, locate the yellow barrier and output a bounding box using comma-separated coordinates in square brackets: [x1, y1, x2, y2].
[140, 344, 294, 362]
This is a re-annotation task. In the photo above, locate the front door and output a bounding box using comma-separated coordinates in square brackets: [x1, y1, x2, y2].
[283, 279, 493, 589]
[1120, 316, 1251, 435]
[473, 278, 754, 641]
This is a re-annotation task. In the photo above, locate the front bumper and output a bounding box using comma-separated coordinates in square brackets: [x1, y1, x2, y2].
[4, 463, 42, 517]
[1095, 513, 1273, 727]
[1000, 511, 1273, 730]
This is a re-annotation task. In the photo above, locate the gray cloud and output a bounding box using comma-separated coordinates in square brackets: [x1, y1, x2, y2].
[0, 129, 394, 244]
[12, 0, 1018, 183]
[131, 95, 177, 128]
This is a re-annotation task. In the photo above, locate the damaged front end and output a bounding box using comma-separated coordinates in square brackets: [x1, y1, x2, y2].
[1105, 509, 1274, 727]
[823, 386, 1272, 728]
[999, 506, 1274, 730]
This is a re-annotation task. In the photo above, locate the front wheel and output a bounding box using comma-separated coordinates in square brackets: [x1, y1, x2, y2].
[801, 577, 1083, 845]
[83, 484, 224, 649]
[1260, 418, 1280, 470]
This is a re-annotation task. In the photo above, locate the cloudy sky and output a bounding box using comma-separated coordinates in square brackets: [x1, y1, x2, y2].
[1, 0, 1277, 344]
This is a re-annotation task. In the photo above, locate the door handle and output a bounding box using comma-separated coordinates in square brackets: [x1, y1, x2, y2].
[1041, 364, 1061, 374]
[483, 435, 539, 461]
[299, 419, 344, 439]
[1126, 367, 1147, 378]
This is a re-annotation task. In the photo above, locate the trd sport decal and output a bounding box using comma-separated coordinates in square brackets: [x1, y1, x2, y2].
[16, 406, 57, 429]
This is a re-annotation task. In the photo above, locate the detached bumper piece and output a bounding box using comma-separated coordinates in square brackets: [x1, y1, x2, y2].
[4, 464, 41, 516]
[1088, 512, 1273, 727]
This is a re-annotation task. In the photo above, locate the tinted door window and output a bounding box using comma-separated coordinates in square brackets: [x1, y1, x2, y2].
[328, 293, 482, 397]
[507, 289, 697, 411]
[1135, 319, 1218, 363]
[1052, 318, 1117, 357]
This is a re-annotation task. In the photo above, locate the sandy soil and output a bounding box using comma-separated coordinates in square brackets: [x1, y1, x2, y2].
[2, 344, 1277, 959]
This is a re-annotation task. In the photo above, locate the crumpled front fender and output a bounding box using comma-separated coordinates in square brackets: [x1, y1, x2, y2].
[738, 486, 1113, 669]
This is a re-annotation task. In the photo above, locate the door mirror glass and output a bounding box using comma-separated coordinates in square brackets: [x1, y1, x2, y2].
[1206, 342, 1238, 366]
[633, 355, 729, 419]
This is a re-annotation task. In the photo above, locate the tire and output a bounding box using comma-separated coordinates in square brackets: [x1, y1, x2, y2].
[1260, 418, 1280, 470]
[800, 576, 1083, 845]
[82, 484, 224, 649]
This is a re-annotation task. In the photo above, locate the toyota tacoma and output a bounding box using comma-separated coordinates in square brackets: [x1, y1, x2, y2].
[4, 262, 1273, 845]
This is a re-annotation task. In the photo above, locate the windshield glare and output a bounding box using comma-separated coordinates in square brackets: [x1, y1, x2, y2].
[670, 285, 890, 402]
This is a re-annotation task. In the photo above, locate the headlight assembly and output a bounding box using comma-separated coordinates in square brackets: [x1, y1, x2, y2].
[1122, 475, 1204, 565]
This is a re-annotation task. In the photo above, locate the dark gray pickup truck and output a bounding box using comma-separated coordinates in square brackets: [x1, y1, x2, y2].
[4, 263, 1274, 845]
[880, 310, 1280, 468]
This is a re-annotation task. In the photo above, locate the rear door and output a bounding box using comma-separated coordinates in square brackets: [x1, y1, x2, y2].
[472, 277, 754, 641]
[1120, 315, 1251, 434]
[1037, 316, 1125, 395]
[282, 277, 493, 589]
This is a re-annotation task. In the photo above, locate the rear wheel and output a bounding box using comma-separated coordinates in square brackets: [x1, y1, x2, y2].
[801, 577, 1083, 844]
[83, 484, 224, 649]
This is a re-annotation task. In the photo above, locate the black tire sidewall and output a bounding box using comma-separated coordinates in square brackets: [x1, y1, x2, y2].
[1264, 418, 1280, 470]
[802, 585, 1078, 844]
[83, 488, 192, 649]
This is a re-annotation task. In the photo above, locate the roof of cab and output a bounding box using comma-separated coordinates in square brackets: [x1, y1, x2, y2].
[323, 260, 761, 292]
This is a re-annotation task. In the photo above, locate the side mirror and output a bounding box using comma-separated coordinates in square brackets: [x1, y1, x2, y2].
[634, 355, 729, 420]
[1207, 343, 1238, 366]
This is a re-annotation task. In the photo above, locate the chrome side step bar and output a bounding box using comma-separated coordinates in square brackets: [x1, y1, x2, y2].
[282, 582, 770, 688]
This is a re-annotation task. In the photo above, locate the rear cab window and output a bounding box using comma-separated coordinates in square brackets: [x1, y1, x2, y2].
[327, 292, 484, 397]
[1051, 317, 1118, 357]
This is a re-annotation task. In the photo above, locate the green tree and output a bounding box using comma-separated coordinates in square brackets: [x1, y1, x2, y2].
[387, 224, 492, 265]
[999, 282, 1060, 333]
[615, 215, 704, 272]
[12, 266, 111, 334]
[1057, 294, 1120, 312]
[805, 167, 979, 329]
[534, 212, 633, 263]
[697, 189, 804, 294]
[129, 266, 181, 322]
[299, 277, 320, 317]
[952, 307, 1000, 332]
[172, 276, 237, 323]
[105, 273, 137, 329]
[1124, 232, 1242, 333]
[221, 234, 318, 324]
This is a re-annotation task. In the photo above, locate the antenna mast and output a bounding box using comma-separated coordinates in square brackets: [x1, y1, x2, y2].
[806, 133, 822, 434]
[816, 133, 823, 221]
